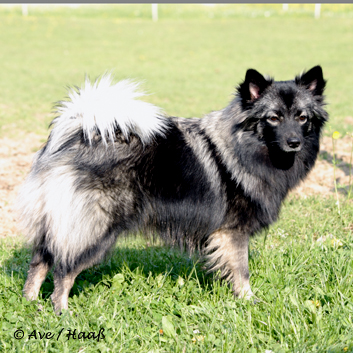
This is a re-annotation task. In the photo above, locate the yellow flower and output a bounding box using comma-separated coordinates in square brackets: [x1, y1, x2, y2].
[191, 331, 205, 344]
[311, 300, 320, 308]
[331, 238, 343, 248]
[332, 131, 340, 140]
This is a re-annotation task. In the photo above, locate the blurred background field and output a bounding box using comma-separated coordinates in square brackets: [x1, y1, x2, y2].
[0, 4, 353, 137]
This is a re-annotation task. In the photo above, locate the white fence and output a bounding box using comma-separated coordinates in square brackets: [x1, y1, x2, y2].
[283, 4, 321, 19]
[16, 4, 323, 20]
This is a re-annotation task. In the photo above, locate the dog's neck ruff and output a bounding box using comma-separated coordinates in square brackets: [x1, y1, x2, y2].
[48, 75, 167, 152]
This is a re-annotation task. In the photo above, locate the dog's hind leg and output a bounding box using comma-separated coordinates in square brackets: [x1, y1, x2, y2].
[50, 231, 118, 315]
[50, 265, 80, 315]
[206, 229, 253, 299]
[23, 247, 54, 301]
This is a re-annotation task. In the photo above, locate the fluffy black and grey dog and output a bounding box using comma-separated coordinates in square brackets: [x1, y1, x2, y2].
[17, 66, 328, 314]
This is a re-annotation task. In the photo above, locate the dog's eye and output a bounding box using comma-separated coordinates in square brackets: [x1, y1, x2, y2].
[298, 115, 307, 123]
[268, 116, 280, 124]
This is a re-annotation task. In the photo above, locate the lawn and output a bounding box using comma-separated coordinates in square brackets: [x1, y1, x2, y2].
[0, 4, 353, 352]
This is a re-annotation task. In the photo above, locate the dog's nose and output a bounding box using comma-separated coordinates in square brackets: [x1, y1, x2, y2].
[287, 137, 301, 149]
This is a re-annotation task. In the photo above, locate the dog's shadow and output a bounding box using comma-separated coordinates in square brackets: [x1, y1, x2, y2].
[4, 240, 217, 302]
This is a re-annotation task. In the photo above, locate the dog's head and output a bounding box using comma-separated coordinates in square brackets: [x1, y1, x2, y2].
[237, 66, 328, 153]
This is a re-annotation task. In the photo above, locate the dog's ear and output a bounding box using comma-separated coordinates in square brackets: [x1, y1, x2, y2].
[238, 69, 272, 104]
[296, 65, 326, 96]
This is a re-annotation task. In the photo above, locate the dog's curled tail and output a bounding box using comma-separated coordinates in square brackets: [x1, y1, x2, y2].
[47, 74, 166, 153]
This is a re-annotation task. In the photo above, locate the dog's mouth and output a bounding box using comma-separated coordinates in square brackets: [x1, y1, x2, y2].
[268, 148, 297, 170]
[268, 141, 302, 154]
[282, 145, 302, 153]
[267, 139, 302, 170]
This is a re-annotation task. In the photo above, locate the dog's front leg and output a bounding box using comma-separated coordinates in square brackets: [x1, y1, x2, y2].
[206, 229, 253, 299]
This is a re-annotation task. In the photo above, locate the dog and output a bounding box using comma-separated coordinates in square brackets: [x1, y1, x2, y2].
[17, 66, 328, 314]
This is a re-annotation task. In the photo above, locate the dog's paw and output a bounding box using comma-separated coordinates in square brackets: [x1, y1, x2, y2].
[50, 294, 68, 316]
[234, 285, 255, 301]
[236, 290, 259, 305]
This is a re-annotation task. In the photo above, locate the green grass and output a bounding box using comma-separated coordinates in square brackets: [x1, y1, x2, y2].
[0, 5, 353, 137]
[1, 5, 353, 352]
[1, 197, 353, 352]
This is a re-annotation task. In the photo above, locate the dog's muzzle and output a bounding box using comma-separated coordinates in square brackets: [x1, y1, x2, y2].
[286, 137, 302, 151]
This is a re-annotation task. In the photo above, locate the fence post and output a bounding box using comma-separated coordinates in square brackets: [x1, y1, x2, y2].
[152, 4, 158, 22]
[22, 4, 28, 16]
[314, 4, 321, 19]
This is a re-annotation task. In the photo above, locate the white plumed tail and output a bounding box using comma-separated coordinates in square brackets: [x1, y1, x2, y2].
[47, 74, 166, 152]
